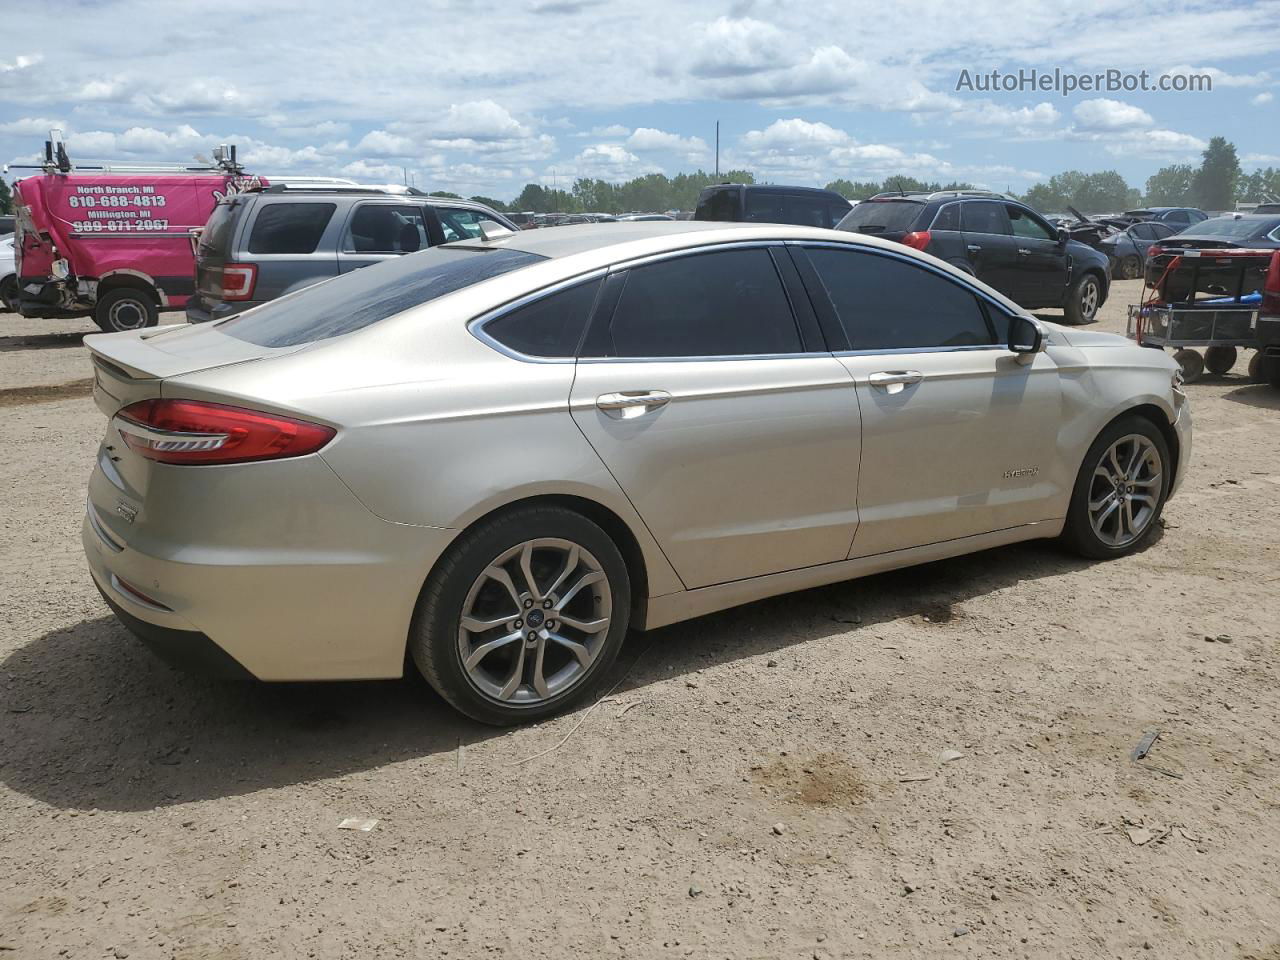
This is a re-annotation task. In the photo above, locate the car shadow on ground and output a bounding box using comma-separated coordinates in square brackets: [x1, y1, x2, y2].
[0, 537, 1113, 812]
[0, 331, 89, 353]
[1222, 382, 1280, 410]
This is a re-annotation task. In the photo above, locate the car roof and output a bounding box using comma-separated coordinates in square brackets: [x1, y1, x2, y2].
[702, 182, 845, 197]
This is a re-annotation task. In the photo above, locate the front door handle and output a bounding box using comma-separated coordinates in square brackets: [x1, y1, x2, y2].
[967, 244, 982, 253]
[1017, 247, 1032, 256]
[596, 390, 672, 419]
[868, 371, 924, 395]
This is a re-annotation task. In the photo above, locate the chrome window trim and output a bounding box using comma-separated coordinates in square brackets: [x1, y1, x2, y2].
[468, 268, 609, 364]
[604, 238, 787, 273]
[832, 343, 1005, 358]
[576, 352, 832, 365]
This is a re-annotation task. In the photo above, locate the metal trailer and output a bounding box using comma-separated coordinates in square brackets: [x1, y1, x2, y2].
[1126, 302, 1262, 381]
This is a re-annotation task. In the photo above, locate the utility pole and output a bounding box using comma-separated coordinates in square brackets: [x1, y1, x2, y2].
[715, 121, 720, 179]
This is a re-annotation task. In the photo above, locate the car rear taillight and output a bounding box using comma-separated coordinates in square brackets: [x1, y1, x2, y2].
[1265, 250, 1280, 316]
[1146, 244, 1165, 259]
[901, 230, 931, 251]
[115, 399, 335, 466]
[221, 263, 257, 301]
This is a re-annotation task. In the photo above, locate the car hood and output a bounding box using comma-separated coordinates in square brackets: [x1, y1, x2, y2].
[1053, 328, 1131, 348]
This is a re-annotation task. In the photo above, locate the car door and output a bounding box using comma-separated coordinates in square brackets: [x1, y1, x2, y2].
[1005, 203, 1069, 307]
[959, 200, 1021, 300]
[569, 244, 862, 589]
[794, 243, 1067, 557]
[337, 201, 431, 273]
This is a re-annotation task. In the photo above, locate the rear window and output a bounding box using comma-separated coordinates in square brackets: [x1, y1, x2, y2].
[199, 201, 239, 255]
[693, 188, 740, 222]
[247, 202, 336, 255]
[219, 246, 546, 347]
[1180, 217, 1275, 239]
[836, 200, 923, 233]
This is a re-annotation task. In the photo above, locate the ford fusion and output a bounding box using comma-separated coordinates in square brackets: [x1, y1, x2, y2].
[82, 221, 1191, 725]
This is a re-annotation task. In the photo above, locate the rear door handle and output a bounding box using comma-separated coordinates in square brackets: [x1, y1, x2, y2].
[868, 371, 924, 395]
[596, 390, 672, 419]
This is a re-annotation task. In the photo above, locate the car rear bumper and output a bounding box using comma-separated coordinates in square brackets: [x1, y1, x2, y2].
[82, 452, 456, 681]
[185, 293, 259, 324]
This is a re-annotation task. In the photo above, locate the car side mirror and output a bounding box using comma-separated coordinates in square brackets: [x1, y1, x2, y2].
[1009, 315, 1045, 362]
[1056, 227, 1069, 248]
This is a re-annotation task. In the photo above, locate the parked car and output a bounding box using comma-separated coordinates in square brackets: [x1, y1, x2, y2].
[838, 191, 1112, 323]
[693, 183, 852, 228]
[0, 215, 14, 236]
[1254, 203, 1280, 215]
[185, 185, 517, 323]
[1143, 214, 1280, 291]
[616, 213, 675, 222]
[1255, 251, 1280, 386]
[83, 221, 1190, 725]
[0, 235, 16, 311]
[1123, 207, 1208, 228]
[10, 140, 266, 331]
[1098, 220, 1179, 279]
[505, 212, 537, 229]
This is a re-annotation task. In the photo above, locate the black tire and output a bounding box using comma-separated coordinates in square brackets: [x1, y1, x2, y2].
[1203, 345, 1237, 376]
[94, 287, 158, 332]
[410, 505, 631, 726]
[1119, 255, 1141, 281]
[1260, 352, 1280, 389]
[1063, 272, 1102, 325]
[1248, 350, 1265, 383]
[1061, 415, 1171, 560]
[0, 275, 17, 313]
[1173, 348, 1205, 383]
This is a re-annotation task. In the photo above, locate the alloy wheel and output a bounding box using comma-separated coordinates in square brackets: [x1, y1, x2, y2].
[457, 538, 612, 704]
[1079, 278, 1100, 320]
[1088, 434, 1162, 548]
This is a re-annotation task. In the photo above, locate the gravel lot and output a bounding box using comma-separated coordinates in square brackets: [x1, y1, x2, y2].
[2, 280, 1278, 959]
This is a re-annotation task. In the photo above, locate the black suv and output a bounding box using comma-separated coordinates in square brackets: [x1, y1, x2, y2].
[693, 183, 852, 229]
[837, 191, 1111, 324]
[186, 185, 517, 323]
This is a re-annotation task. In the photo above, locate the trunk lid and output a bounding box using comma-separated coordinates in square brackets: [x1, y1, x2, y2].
[85, 322, 300, 547]
[194, 197, 245, 300]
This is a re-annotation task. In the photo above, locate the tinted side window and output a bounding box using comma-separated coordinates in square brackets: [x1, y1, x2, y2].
[784, 194, 828, 228]
[481, 277, 602, 358]
[803, 247, 995, 350]
[743, 192, 785, 223]
[247, 203, 335, 255]
[961, 201, 1011, 236]
[1149, 222, 1176, 239]
[1165, 211, 1189, 224]
[931, 203, 961, 231]
[1007, 205, 1055, 241]
[601, 248, 801, 358]
[1130, 223, 1156, 240]
[695, 188, 740, 221]
[346, 204, 429, 253]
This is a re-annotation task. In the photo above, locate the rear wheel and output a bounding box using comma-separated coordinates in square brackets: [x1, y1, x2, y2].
[94, 288, 158, 332]
[1118, 255, 1141, 280]
[1064, 273, 1101, 325]
[1204, 345, 1237, 376]
[1259, 352, 1280, 389]
[410, 505, 631, 726]
[0, 276, 17, 313]
[1062, 416, 1170, 559]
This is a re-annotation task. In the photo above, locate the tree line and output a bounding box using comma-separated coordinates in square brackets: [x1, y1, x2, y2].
[455, 135, 1277, 217]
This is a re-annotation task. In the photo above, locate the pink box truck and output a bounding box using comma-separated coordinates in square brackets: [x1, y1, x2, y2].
[10, 137, 265, 331]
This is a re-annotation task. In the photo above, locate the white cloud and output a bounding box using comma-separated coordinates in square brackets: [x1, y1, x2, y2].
[434, 100, 530, 140]
[690, 17, 790, 78]
[741, 118, 849, 150]
[625, 127, 709, 159]
[1164, 64, 1270, 88]
[0, 54, 42, 73]
[353, 129, 416, 156]
[0, 117, 66, 136]
[1252, 91, 1274, 106]
[1072, 98, 1155, 131]
[573, 143, 658, 180]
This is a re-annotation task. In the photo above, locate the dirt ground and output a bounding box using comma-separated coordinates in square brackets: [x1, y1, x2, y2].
[1, 281, 1278, 960]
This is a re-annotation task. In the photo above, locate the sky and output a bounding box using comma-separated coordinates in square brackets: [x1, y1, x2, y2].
[2, 0, 1278, 201]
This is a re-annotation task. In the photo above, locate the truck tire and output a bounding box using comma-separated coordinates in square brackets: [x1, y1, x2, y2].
[95, 288, 158, 332]
[0, 276, 17, 313]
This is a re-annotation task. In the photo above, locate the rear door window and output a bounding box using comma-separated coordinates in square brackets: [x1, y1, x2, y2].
[247, 202, 336, 254]
[592, 248, 802, 358]
[480, 277, 602, 358]
[219, 246, 546, 347]
[961, 201, 1012, 236]
[346, 204, 429, 253]
[802, 246, 995, 350]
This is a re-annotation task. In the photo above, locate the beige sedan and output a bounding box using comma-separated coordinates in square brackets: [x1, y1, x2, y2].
[82, 221, 1191, 724]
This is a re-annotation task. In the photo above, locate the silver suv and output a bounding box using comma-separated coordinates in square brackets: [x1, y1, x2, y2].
[186, 185, 517, 323]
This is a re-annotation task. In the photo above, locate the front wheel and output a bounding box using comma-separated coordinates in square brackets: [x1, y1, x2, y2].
[410, 505, 631, 725]
[94, 288, 158, 332]
[1061, 416, 1170, 559]
[1063, 273, 1101, 325]
[0, 276, 17, 313]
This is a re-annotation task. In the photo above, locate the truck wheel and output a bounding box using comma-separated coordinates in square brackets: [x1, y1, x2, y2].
[1063, 273, 1101, 325]
[1203, 346, 1237, 376]
[1172, 348, 1204, 383]
[0, 276, 17, 313]
[95, 288, 158, 332]
[1261, 353, 1280, 389]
